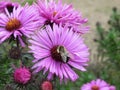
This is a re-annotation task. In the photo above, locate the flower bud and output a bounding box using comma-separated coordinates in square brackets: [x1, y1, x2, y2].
[13, 67, 31, 84]
[9, 47, 21, 59]
[40, 80, 53, 90]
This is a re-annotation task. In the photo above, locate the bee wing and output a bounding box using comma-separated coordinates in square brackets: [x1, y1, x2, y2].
[68, 52, 74, 60]
[61, 53, 68, 63]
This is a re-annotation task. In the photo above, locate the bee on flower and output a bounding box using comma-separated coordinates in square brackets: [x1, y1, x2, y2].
[29, 24, 89, 82]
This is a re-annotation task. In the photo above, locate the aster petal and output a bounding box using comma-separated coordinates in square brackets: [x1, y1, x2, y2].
[33, 66, 43, 73]
[29, 39, 49, 50]
[81, 84, 91, 90]
[49, 60, 58, 75]
[57, 63, 63, 80]
[0, 13, 8, 26]
[63, 64, 79, 81]
[47, 72, 54, 80]
[109, 86, 116, 90]
[0, 31, 12, 43]
[61, 63, 69, 79]
[18, 36, 25, 47]
[36, 30, 53, 48]
[68, 61, 86, 71]
[13, 30, 22, 38]
[101, 87, 110, 90]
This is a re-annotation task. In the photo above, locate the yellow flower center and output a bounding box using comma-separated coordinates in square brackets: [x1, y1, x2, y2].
[5, 18, 21, 31]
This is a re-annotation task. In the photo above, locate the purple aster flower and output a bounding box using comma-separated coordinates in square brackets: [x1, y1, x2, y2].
[0, 4, 39, 46]
[35, 0, 89, 34]
[29, 24, 89, 82]
[0, 0, 19, 13]
[80, 79, 116, 90]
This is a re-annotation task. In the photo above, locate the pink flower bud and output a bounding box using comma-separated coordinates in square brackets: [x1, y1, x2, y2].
[13, 67, 31, 84]
[41, 81, 53, 90]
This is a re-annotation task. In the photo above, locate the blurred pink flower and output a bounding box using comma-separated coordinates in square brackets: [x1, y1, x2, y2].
[35, 0, 89, 34]
[0, 1, 19, 13]
[29, 24, 89, 82]
[13, 67, 31, 84]
[81, 79, 116, 90]
[0, 4, 39, 46]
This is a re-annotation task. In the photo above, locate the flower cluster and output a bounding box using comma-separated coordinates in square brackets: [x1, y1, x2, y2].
[28, 0, 90, 82]
[0, 0, 116, 90]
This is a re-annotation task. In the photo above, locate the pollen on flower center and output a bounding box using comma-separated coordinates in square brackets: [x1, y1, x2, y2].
[91, 85, 99, 90]
[50, 45, 69, 63]
[5, 18, 21, 31]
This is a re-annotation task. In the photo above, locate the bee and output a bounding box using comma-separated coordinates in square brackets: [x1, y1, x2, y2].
[56, 46, 73, 63]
